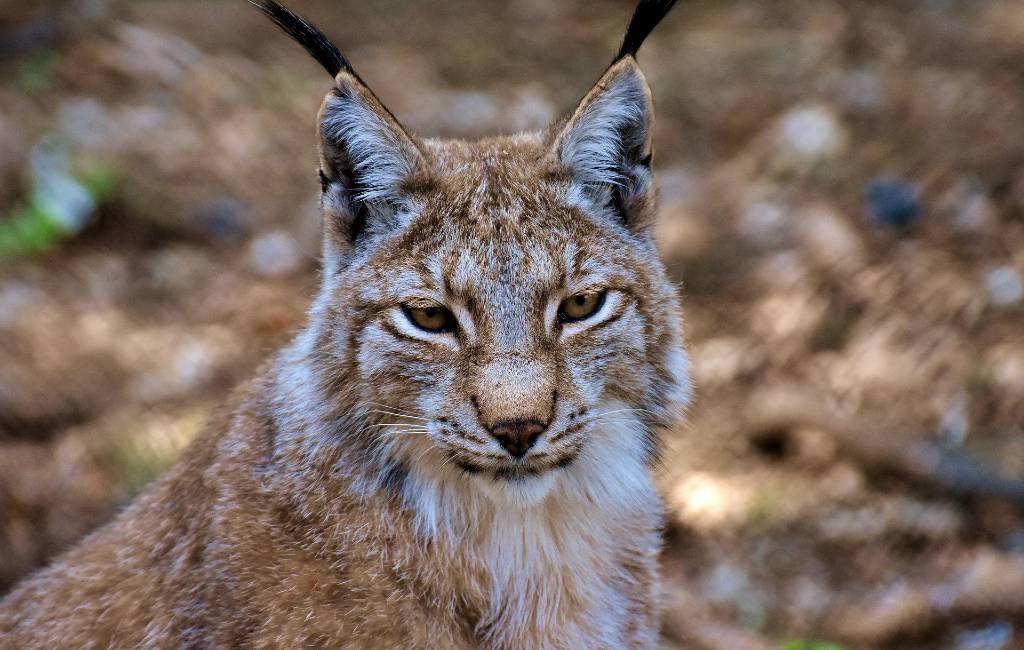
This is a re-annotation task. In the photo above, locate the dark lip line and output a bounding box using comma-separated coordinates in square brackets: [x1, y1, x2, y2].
[546, 421, 585, 445]
[450, 454, 578, 481]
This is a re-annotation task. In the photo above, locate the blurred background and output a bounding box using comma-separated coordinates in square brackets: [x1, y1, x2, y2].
[2, 1, 1024, 648]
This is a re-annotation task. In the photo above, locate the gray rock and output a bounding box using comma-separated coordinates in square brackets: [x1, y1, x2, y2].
[985, 266, 1023, 307]
[249, 229, 302, 278]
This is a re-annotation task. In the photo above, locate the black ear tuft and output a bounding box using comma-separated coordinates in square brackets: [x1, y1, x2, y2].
[616, 0, 680, 61]
[249, 0, 352, 78]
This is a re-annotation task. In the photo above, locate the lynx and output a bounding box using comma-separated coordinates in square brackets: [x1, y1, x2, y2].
[0, 0, 690, 647]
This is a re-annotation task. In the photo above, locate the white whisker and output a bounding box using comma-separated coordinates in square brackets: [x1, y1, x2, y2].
[367, 409, 428, 422]
[367, 423, 429, 430]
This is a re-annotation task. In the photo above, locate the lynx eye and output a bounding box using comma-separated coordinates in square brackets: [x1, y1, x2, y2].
[401, 301, 457, 333]
[558, 290, 607, 323]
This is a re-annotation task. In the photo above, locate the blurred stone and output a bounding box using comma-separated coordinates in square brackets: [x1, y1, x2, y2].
[820, 462, 865, 501]
[795, 203, 865, 272]
[866, 177, 921, 229]
[955, 621, 1014, 650]
[703, 563, 766, 631]
[817, 506, 887, 543]
[738, 199, 790, 249]
[987, 345, 1024, 398]
[105, 23, 204, 86]
[755, 252, 810, 290]
[657, 165, 701, 206]
[786, 575, 831, 625]
[437, 91, 499, 134]
[249, 229, 301, 278]
[30, 137, 97, 234]
[0, 282, 41, 328]
[147, 247, 215, 292]
[985, 266, 1023, 307]
[57, 97, 115, 149]
[775, 104, 848, 163]
[817, 498, 961, 543]
[505, 86, 554, 132]
[703, 563, 750, 604]
[938, 391, 969, 448]
[199, 196, 249, 242]
[125, 327, 239, 404]
[942, 180, 999, 235]
[835, 67, 886, 113]
[956, 194, 997, 234]
[171, 341, 215, 396]
[899, 499, 963, 540]
[132, 337, 215, 403]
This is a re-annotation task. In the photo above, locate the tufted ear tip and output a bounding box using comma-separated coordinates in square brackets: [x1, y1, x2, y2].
[549, 58, 656, 232]
[615, 0, 680, 62]
[250, 0, 351, 77]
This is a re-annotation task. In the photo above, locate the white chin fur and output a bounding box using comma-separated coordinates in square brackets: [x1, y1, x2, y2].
[476, 471, 557, 508]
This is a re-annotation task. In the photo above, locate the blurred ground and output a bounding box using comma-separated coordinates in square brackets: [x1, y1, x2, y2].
[2, 1, 1024, 648]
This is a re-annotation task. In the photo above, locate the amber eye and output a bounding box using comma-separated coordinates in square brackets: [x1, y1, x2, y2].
[558, 290, 607, 323]
[402, 302, 457, 333]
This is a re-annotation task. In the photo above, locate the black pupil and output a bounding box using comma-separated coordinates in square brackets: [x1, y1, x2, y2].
[574, 295, 587, 306]
[424, 307, 438, 318]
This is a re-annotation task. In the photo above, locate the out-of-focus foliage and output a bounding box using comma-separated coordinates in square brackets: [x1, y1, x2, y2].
[0, 140, 115, 258]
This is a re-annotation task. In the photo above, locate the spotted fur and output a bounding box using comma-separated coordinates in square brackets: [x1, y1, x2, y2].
[0, 2, 688, 648]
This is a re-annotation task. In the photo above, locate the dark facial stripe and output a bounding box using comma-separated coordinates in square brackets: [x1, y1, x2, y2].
[546, 421, 584, 445]
[379, 460, 410, 496]
[587, 300, 631, 334]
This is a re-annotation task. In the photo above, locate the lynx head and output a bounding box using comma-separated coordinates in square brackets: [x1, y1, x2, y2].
[258, 0, 690, 515]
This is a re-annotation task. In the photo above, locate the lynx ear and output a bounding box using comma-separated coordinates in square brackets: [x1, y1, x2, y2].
[317, 72, 426, 246]
[250, 0, 427, 250]
[551, 57, 655, 231]
[550, 0, 679, 232]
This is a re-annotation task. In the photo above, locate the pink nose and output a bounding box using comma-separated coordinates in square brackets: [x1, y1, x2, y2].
[489, 420, 546, 458]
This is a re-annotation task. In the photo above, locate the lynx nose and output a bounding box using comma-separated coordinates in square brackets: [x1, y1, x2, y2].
[489, 420, 545, 459]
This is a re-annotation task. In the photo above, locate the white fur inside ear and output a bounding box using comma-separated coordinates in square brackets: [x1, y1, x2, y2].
[321, 93, 416, 203]
[559, 69, 651, 190]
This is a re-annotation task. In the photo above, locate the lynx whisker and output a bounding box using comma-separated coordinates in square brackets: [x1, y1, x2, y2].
[367, 408, 428, 422]
[366, 422, 430, 430]
[366, 402, 423, 415]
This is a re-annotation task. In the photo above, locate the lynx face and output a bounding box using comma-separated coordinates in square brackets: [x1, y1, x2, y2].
[259, 2, 690, 510]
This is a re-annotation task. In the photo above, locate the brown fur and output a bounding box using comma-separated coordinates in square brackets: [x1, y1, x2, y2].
[0, 5, 689, 648]
[1, 371, 664, 648]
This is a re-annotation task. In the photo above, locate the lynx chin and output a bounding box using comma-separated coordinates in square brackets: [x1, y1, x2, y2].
[0, 0, 691, 647]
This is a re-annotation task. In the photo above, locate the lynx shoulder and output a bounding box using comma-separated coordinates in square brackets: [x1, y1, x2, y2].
[0, 1, 690, 648]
